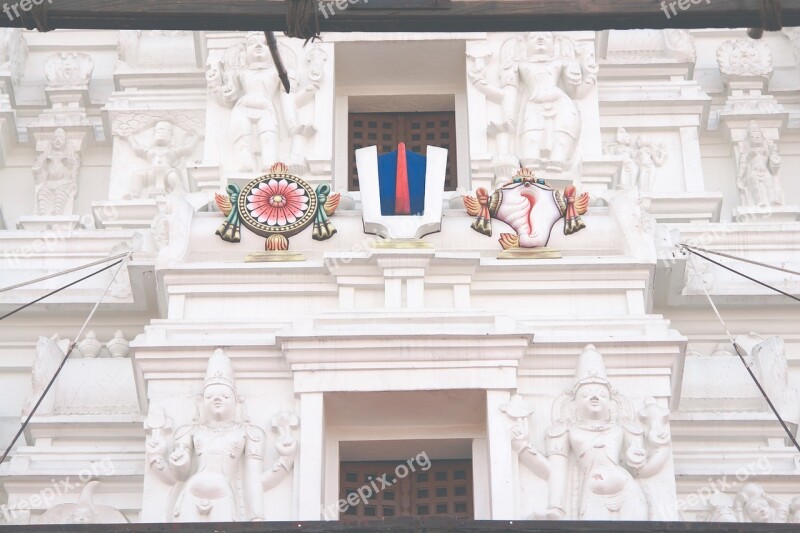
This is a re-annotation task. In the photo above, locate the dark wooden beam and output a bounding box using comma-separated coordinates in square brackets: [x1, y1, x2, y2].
[0, 0, 798, 33]
[5, 520, 800, 533]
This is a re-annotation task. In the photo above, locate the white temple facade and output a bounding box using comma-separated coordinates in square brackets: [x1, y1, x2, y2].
[0, 28, 799, 525]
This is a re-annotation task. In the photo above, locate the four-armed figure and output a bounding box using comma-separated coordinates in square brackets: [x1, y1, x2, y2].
[737, 121, 783, 208]
[508, 345, 671, 521]
[145, 349, 298, 522]
[123, 121, 198, 199]
[208, 32, 318, 174]
[470, 32, 598, 174]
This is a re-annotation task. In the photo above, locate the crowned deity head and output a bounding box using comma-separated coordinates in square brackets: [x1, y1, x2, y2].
[203, 349, 238, 423]
[616, 127, 631, 146]
[526, 32, 556, 58]
[746, 121, 765, 146]
[572, 345, 613, 422]
[52, 128, 67, 150]
[244, 32, 270, 65]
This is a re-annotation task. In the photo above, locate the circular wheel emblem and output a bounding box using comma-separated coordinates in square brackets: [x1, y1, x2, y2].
[238, 172, 318, 238]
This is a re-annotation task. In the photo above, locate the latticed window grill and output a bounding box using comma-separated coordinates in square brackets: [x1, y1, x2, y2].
[348, 112, 458, 192]
[339, 460, 473, 521]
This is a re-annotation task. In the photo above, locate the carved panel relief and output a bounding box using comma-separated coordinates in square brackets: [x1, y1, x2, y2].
[205, 32, 326, 179]
[142, 349, 298, 522]
[506, 345, 676, 521]
[109, 114, 202, 200]
[602, 128, 669, 191]
[735, 121, 783, 209]
[44, 52, 94, 89]
[467, 32, 598, 182]
[32, 128, 81, 216]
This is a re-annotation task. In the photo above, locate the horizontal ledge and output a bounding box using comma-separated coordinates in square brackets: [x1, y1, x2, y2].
[0, 1, 797, 32]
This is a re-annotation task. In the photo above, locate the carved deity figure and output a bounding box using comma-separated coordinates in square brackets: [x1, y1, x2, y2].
[632, 136, 668, 192]
[145, 349, 298, 522]
[603, 127, 636, 186]
[736, 121, 783, 208]
[24, 335, 65, 415]
[716, 38, 774, 81]
[510, 345, 671, 520]
[736, 483, 788, 523]
[44, 52, 94, 88]
[470, 32, 597, 174]
[208, 32, 319, 174]
[32, 128, 81, 216]
[603, 128, 668, 191]
[122, 121, 197, 199]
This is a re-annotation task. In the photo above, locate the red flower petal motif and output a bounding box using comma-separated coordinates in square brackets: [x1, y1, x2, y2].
[246, 178, 310, 226]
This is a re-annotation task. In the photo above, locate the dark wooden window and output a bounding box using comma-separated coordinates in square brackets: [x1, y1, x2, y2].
[339, 459, 472, 521]
[348, 111, 458, 192]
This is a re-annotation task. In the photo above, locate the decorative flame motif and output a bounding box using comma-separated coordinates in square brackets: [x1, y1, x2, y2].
[246, 178, 310, 226]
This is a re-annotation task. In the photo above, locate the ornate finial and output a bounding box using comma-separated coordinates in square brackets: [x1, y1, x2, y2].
[204, 348, 236, 394]
[511, 167, 548, 186]
[571, 344, 611, 397]
[269, 162, 289, 174]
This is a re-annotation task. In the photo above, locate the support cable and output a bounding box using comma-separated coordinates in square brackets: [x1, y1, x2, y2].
[682, 247, 800, 454]
[0, 252, 131, 294]
[0, 260, 124, 323]
[682, 244, 800, 278]
[680, 245, 800, 305]
[0, 253, 131, 465]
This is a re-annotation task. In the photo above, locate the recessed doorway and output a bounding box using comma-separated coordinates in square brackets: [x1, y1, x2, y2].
[338, 439, 474, 521]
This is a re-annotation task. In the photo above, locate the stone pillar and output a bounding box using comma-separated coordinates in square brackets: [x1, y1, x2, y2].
[716, 37, 797, 222]
[297, 392, 325, 520]
[485, 389, 515, 519]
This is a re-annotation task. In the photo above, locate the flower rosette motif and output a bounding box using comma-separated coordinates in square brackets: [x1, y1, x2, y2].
[237, 170, 318, 238]
[247, 179, 309, 226]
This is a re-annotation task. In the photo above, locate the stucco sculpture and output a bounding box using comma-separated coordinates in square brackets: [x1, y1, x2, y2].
[509, 345, 672, 520]
[144, 348, 298, 522]
[469, 32, 597, 175]
[32, 128, 81, 216]
[208, 32, 319, 174]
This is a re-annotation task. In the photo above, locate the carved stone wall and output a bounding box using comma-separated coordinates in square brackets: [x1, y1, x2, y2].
[0, 28, 799, 526]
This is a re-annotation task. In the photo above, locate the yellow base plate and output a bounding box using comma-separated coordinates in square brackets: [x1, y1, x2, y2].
[245, 251, 306, 263]
[498, 247, 561, 259]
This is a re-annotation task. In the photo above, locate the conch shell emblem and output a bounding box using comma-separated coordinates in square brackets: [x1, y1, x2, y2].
[464, 168, 589, 249]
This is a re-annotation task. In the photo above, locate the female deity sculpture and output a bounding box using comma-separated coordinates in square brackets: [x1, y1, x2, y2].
[32, 128, 81, 216]
[208, 32, 317, 174]
[737, 121, 783, 208]
[145, 349, 298, 522]
[633, 135, 668, 192]
[471, 32, 598, 174]
[510, 345, 672, 520]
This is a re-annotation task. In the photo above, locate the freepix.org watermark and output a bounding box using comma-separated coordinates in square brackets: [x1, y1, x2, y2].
[321, 451, 431, 520]
[661, 0, 711, 19]
[0, 458, 115, 522]
[318, 0, 367, 20]
[3, 0, 52, 22]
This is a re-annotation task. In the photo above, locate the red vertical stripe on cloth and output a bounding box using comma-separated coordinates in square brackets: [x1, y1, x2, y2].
[394, 142, 411, 215]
